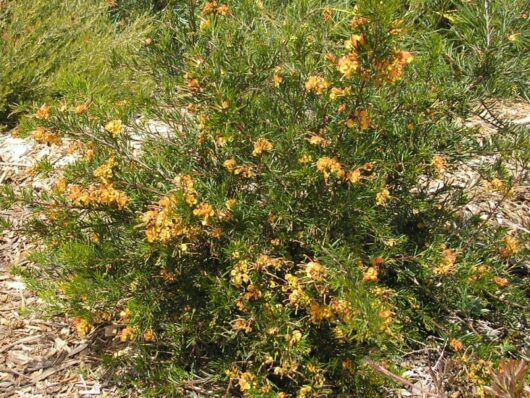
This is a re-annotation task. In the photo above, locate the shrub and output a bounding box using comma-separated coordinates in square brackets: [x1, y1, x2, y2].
[4, 0, 529, 396]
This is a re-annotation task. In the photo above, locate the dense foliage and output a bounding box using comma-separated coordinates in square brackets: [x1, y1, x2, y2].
[1, 0, 529, 396]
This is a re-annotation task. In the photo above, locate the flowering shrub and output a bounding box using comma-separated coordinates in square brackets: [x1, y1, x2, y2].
[3, 0, 529, 396]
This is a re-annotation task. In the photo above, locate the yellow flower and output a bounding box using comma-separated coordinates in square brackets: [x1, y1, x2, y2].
[288, 330, 303, 346]
[231, 260, 250, 287]
[305, 261, 326, 281]
[85, 148, 95, 161]
[363, 267, 379, 282]
[307, 134, 328, 146]
[500, 235, 519, 257]
[226, 198, 237, 210]
[273, 66, 283, 87]
[252, 137, 273, 156]
[329, 86, 352, 101]
[432, 154, 446, 173]
[316, 157, 345, 181]
[54, 177, 68, 193]
[200, 18, 212, 30]
[93, 157, 117, 183]
[305, 75, 330, 94]
[298, 385, 313, 398]
[379, 308, 393, 328]
[346, 169, 361, 184]
[105, 120, 124, 136]
[299, 154, 313, 164]
[223, 158, 237, 172]
[356, 109, 371, 131]
[375, 187, 390, 206]
[238, 371, 255, 391]
[35, 104, 51, 119]
[309, 301, 333, 323]
[234, 165, 255, 178]
[433, 247, 458, 276]
[193, 202, 215, 225]
[337, 53, 359, 78]
[233, 318, 253, 333]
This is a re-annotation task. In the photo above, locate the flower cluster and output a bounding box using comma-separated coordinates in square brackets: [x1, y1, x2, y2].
[141, 195, 191, 243]
[202, 1, 230, 16]
[68, 183, 129, 209]
[33, 127, 62, 145]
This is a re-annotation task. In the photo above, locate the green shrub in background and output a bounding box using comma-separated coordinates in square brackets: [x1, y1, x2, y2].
[2, 0, 529, 396]
[0, 0, 153, 129]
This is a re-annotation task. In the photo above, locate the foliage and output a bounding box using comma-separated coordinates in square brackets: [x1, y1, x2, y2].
[0, 0, 153, 129]
[2, 0, 529, 396]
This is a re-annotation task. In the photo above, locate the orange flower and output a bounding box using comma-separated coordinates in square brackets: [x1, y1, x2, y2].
[187, 78, 201, 91]
[33, 127, 62, 145]
[351, 16, 369, 28]
[35, 104, 51, 119]
[344, 34, 364, 50]
[120, 326, 135, 342]
[500, 235, 519, 257]
[72, 317, 91, 337]
[217, 4, 230, 16]
[75, 103, 89, 114]
[494, 276, 509, 288]
[202, 1, 217, 15]
[316, 157, 345, 181]
[143, 330, 156, 342]
[305, 76, 330, 94]
[322, 7, 332, 22]
[337, 53, 359, 78]
[252, 138, 273, 156]
[193, 202, 215, 225]
[450, 338, 464, 352]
